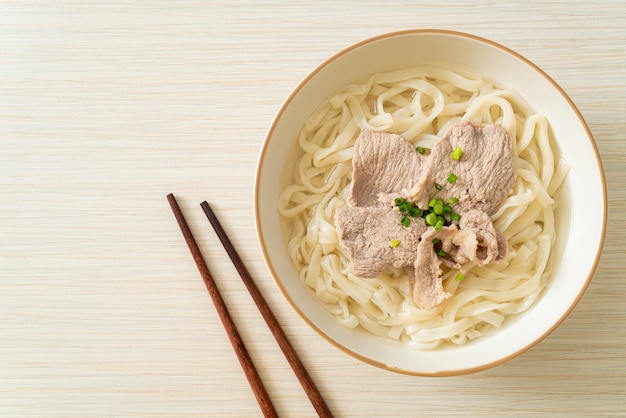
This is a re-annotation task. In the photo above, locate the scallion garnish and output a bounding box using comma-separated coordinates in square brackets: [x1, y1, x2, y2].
[436, 249, 447, 257]
[424, 212, 437, 226]
[416, 196, 464, 230]
[390, 239, 399, 248]
[395, 198, 422, 226]
[416, 146, 426, 154]
[408, 207, 421, 217]
[433, 201, 444, 215]
[434, 183, 443, 191]
[451, 147, 463, 161]
[455, 273, 465, 282]
[447, 173, 458, 184]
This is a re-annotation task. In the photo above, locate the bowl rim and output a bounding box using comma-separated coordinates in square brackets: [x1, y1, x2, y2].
[253, 28, 607, 376]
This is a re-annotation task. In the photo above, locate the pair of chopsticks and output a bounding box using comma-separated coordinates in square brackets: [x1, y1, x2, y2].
[167, 194, 333, 418]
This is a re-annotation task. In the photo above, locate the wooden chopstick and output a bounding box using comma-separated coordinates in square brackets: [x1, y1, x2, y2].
[200, 201, 334, 418]
[166, 194, 278, 418]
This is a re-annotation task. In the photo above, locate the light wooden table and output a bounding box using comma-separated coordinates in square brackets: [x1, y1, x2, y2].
[2, 2, 624, 416]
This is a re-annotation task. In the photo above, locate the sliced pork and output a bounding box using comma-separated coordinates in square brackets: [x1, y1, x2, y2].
[410, 212, 507, 309]
[335, 206, 427, 278]
[405, 121, 515, 215]
[459, 209, 508, 264]
[413, 233, 452, 309]
[423, 225, 478, 269]
[335, 121, 514, 310]
[348, 130, 428, 207]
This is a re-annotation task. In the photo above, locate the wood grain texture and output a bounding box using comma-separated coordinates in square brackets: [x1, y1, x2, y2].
[1, 1, 625, 416]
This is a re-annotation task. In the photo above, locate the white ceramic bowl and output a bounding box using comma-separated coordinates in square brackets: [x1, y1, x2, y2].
[254, 29, 606, 376]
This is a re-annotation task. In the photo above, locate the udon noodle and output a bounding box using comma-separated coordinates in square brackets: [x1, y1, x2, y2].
[278, 66, 569, 349]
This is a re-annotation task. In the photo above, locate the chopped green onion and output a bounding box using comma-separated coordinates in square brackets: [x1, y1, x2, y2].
[455, 273, 465, 282]
[390, 239, 399, 248]
[416, 146, 426, 154]
[422, 197, 464, 230]
[396, 198, 422, 225]
[425, 212, 437, 226]
[436, 249, 447, 257]
[432, 238, 441, 245]
[433, 201, 444, 215]
[451, 147, 463, 161]
[434, 183, 443, 191]
[447, 173, 458, 184]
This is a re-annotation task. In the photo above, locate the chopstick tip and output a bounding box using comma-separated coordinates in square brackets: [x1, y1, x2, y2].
[200, 201, 212, 211]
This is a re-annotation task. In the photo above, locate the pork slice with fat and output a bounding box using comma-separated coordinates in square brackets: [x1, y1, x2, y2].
[459, 209, 508, 264]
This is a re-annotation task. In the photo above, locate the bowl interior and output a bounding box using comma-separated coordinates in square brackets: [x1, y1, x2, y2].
[254, 30, 606, 375]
